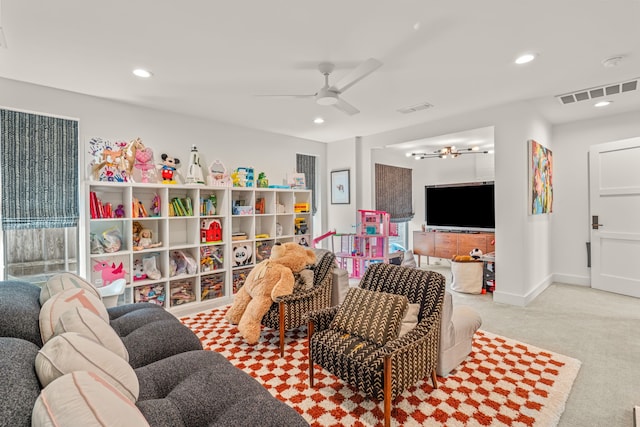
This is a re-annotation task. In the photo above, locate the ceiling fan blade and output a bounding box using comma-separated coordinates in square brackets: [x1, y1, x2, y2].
[254, 93, 316, 99]
[333, 98, 360, 115]
[332, 58, 382, 93]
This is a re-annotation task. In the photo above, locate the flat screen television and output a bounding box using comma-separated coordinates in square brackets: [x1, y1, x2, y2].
[425, 181, 495, 231]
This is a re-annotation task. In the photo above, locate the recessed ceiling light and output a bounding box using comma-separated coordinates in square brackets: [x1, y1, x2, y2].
[515, 53, 536, 65]
[313, 117, 325, 124]
[594, 100, 612, 107]
[133, 68, 153, 78]
[413, 22, 421, 31]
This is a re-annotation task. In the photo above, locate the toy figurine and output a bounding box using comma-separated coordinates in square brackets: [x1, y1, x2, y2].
[257, 172, 269, 188]
[185, 144, 205, 185]
[158, 153, 181, 184]
[114, 204, 125, 218]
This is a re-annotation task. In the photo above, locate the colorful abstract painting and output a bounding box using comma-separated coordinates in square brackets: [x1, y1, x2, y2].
[529, 140, 553, 214]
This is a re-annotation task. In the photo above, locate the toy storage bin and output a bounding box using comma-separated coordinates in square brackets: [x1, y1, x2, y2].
[450, 260, 484, 294]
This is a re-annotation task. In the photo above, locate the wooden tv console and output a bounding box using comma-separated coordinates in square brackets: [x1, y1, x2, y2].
[413, 230, 495, 265]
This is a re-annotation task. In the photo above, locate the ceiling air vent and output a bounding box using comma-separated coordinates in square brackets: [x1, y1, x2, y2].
[397, 102, 434, 114]
[556, 78, 638, 105]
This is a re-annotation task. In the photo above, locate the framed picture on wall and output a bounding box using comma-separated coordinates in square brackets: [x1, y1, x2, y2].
[331, 169, 350, 204]
[529, 139, 553, 215]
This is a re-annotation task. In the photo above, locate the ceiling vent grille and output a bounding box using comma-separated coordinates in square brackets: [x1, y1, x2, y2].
[397, 102, 434, 114]
[556, 78, 638, 105]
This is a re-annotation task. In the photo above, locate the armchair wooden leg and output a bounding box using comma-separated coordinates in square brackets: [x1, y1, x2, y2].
[384, 355, 392, 427]
[279, 301, 285, 357]
[308, 321, 314, 388]
[431, 369, 438, 390]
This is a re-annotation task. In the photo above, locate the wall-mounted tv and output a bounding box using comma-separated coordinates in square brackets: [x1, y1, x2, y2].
[425, 181, 495, 230]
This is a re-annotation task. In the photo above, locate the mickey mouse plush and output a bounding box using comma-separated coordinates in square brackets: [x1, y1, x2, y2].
[159, 153, 181, 184]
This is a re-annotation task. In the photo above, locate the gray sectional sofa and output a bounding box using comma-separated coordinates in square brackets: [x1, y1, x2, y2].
[0, 280, 308, 427]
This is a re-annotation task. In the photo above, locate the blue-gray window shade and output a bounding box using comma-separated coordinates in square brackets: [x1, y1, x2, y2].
[375, 163, 414, 223]
[296, 153, 317, 215]
[1, 109, 79, 230]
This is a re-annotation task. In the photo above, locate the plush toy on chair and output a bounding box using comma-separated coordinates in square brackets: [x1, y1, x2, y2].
[225, 242, 315, 344]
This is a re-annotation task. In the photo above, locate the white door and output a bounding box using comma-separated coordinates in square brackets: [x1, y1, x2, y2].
[589, 137, 640, 297]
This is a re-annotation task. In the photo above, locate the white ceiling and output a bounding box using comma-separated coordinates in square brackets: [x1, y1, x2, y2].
[1, 1, 639, 146]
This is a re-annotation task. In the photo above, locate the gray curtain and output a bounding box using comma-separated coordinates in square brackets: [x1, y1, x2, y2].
[375, 163, 414, 222]
[1, 109, 79, 230]
[296, 153, 317, 215]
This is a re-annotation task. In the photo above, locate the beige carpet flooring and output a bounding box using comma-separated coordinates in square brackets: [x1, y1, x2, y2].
[419, 262, 640, 427]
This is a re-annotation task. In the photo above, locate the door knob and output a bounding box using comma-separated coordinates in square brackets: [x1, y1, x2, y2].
[592, 215, 603, 230]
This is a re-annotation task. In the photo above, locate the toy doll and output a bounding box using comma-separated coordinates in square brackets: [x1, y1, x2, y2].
[133, 229, 162, 251]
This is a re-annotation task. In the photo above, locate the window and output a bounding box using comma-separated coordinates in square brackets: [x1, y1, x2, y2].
[388, 221, 408, 252]
[4, 228, 78, 285]
[296, 153, 317, 215]
[1, 109, 79, 282]
[374, 163, 414, 222]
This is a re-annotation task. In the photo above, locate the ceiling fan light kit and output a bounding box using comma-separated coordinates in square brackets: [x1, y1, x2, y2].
[316, 87, 338, 105]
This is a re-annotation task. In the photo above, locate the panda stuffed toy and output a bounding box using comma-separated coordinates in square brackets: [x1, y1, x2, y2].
[233, 245, 253, 266]
[469, 248, 483, 260]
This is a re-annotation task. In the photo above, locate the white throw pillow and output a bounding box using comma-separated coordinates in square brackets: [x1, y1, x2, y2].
[401, 250, 417, 269]
[35, 332, 139, 403]
[40, 272, 101, 305]
[32, 371, 149, 427]
[39, 288, 109, 343]
[399, 303, 420, 337]
[54, 306, 129, 361]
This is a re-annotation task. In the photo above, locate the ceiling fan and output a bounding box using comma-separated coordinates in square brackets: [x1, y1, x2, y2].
[409, 146, 489, 159]
[257, 58, 383, 115]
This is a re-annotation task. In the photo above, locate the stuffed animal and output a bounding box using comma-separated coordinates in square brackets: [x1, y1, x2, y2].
[470, 248, 483, 259]
[225, 242, 316, 344]
[158, 153, 181, 184]
[233, 244, 253, 266]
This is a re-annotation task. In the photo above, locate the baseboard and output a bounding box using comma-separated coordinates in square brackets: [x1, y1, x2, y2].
[552, 273, 590, 287]
[493, 274, 552, 306]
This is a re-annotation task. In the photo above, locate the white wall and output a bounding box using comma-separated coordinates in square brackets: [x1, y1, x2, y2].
[326, 137, 357, 235]
[551, 110, 640, 286]
[0, 77, 329, 274]
[339, 101, 554, 306]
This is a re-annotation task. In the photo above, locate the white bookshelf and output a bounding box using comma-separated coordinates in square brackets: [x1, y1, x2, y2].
[85, 182, 311, 315]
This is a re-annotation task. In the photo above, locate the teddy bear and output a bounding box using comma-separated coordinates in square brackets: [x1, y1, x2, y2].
[225, 242, 316, 344]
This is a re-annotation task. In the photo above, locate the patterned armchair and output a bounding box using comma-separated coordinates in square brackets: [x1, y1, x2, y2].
[262, 249, 335, 356]
[307, 263, 446, 427]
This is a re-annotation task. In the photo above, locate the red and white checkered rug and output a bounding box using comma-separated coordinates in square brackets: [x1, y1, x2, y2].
[180, 307, 580, 427]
